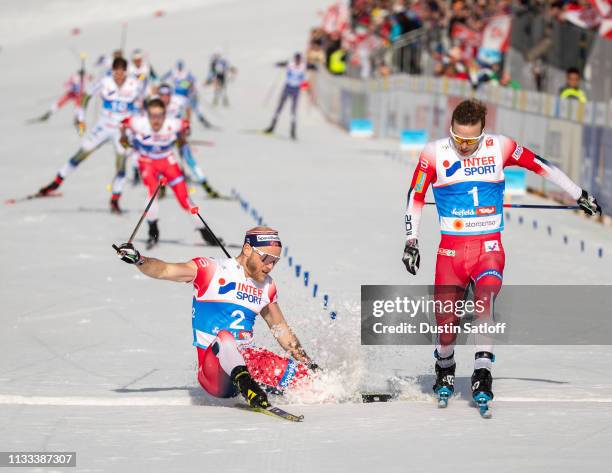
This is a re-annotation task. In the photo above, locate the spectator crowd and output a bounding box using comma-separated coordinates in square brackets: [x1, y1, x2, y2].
[306, 0, 611, 101]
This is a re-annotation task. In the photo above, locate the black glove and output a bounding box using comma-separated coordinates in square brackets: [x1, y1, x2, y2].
[115, 243, 144, 265]
[307, 362, 320, 372]
[577, 189, 602, 216]
[402, 239, 420, 275]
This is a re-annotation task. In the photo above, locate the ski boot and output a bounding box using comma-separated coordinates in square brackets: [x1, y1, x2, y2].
[197, 114, 212, 129]
[231, 366, 270, 409]
[38, 111, 52, 122]
[290, 122, 297, 141]
[146, 220, 160, 249]
[37, 174, 63, 197]
[199, 226, 223, 246]
[201, 180, 220, 198]
[433, 350, 455, 408]
[131, 167, 141, 186]
[472, 353, 494, 418]
[263, 118, 276, 134]
[109, 194, 122, 214]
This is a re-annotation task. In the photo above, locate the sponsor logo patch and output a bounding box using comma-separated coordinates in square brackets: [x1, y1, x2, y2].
[452, 219, 465, 231]
[414, 171, 426, 192]
[279, 359, 298, 388]
[475, 269, 503, 282]
[238, 330, 253, 340]
[451, 208, 475, 217]
[462, 156, 496, 176]
[256, 235, 277, 242]
[437, 248, 456, 257]
[512, 145, 524, 160]
[486, 137, 494, 147]
[445, 160, 462, 177]
[476, 206, 497, 215]
[218, 280, 237, 295]
[484, 240, 500, 252]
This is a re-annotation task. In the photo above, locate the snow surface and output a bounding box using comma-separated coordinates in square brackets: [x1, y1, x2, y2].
[1, 1, 612, 472]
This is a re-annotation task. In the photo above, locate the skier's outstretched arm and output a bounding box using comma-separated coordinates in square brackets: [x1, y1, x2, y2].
[261, 303, 315, 367]
[115, 243, 197, 282]
[500, 136, 602, 215]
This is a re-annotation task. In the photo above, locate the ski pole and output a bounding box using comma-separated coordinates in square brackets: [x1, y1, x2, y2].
[189, 139, 215, 147]
[425, 202, 580, 210]
[112, 178, 166, 252]
[120, 22, 128, 51]
[190, 206, 231, 258]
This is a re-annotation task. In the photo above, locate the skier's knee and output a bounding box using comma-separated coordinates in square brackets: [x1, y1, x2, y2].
[70, 149, 90, 166]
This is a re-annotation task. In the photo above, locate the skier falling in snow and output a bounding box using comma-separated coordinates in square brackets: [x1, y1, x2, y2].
[115, 227, 319, 412]
[402, 99, 601, 416]
[37, 57, 144, 213]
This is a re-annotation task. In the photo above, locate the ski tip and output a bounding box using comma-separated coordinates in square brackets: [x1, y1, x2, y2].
[4, 199, 17, 205]
[478, 404, 492, 419]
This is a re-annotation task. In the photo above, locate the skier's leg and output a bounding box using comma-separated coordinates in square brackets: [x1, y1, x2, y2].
[197, 330, 269, 407]
[139, 158, 160, 243]
[38, 124, 106, 195]
[265, 86, 289, 132]
[289, 87, 300, 139]
[109, 128, 130, 211]
[56, 92, 74, 110]
[434, 236, 470, 356]
[470, 236, 505, 371]
[165, 163, 192, 212]
[212, 79, 221, 106]
[179, 143, 206, 183]
[196, 331, 242, 398]
[432, 236, 470, 398]
[110, 153, 127, 213]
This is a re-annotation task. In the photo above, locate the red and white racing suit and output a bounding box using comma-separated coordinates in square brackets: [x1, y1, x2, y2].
[191, 257, 308, 398]
[405, 134, 582, 355]
[123, 115, 193, 220]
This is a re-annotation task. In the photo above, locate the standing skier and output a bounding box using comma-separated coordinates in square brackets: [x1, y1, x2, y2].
[33, 68, 92, 130]
[120, 98, 220, 247]
[37, 57, 144, 213]
[162, 60, 213, 129]
[263, 52, 306, 140]
[206, 52, 236, 107]
[402, 99, 601, 411]
[115, 227, 318, 409]
[128, 48, 157, 95]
